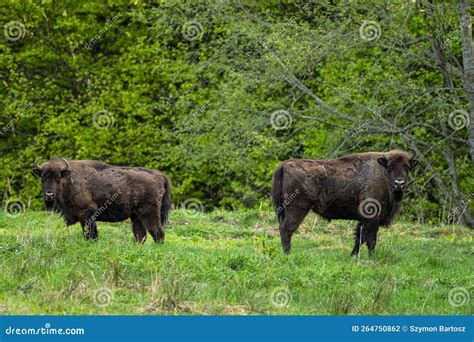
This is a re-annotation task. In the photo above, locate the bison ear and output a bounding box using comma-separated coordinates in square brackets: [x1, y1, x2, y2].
[32, 168, 41, 177]
[61, 169, 71, 177]
[377, 157, 388, 169]
[409, 159, 418, 170]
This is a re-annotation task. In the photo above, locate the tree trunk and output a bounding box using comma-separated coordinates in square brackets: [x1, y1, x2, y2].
[459, 0, 474, 165]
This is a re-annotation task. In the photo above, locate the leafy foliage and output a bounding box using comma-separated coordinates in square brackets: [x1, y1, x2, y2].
[0, 0, 472, 223]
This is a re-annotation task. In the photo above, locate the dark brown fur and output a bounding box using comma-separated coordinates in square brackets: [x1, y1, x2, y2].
[33, 158, 172, 243]
[271, 150, 418, 255]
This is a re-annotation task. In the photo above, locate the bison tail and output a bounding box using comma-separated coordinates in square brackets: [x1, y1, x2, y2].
[160, 175, 172, 226]
[271, 165, 285, 224]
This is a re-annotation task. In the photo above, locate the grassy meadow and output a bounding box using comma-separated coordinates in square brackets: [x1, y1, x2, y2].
[0, 208, 473, 315]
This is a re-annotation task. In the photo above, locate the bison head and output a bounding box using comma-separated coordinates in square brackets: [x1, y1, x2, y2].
[377, 151, 418, 192]
[32, 158, 71, 210]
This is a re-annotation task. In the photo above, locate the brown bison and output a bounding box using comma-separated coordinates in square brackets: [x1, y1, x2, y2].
[271, 150, 418, 255]
[32, 158, 172, 243]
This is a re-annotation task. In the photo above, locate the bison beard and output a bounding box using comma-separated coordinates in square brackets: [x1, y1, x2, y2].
[271, 150, 417, 255]
[32, 159, 172, 243]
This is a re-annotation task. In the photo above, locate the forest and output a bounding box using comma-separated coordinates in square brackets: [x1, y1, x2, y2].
[0, 0, 473, 226]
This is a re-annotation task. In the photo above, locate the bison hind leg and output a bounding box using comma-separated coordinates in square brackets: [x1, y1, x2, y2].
[131, 215, 147, 243]
[279, 206, 310, 254]
[139, 209, 165, 244]
[364, 220, 380, 256]
[350, 222, 364, 257]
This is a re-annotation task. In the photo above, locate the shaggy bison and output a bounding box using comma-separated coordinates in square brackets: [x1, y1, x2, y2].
[271, 150, 418, 255]
[32, 158, 172, 243]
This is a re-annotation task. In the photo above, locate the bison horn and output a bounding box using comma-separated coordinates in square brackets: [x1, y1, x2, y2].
[34, 158, 43, 170]
[61, 158, 70, 170]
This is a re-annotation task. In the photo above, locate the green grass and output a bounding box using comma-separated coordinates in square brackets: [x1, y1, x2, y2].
[0, 208, 473, 315]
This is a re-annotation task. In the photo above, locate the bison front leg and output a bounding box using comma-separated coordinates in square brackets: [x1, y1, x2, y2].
[350, 222, 364, 257]
[364, 220, 380, 256]
[81, 218, 98, 240]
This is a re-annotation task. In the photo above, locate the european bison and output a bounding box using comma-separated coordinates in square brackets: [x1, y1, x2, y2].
[271, 150, 418, 255]
[32, 158, 172, 243]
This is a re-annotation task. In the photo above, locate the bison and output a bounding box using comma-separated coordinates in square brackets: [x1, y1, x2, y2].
[271, 150, 418, 255]
[32, 158, 172, 243]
